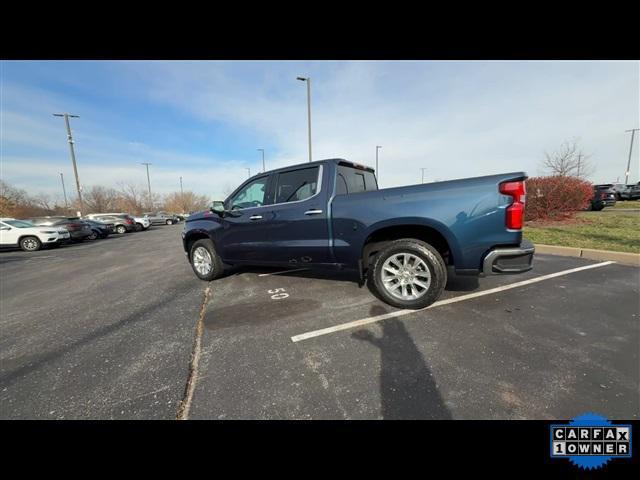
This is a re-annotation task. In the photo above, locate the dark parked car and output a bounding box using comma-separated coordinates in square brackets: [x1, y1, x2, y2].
[26, 216, 93, 242]
[183, 158, 534, 309]
[620, 182, 640, 200]
[86, 214, 137, 234]
[608, 183, 628, 200]
[588, 185, 617, 211]
[82, 219, 114, 239]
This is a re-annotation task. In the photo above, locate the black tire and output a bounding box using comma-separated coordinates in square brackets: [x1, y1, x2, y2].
[189, 238, 224, 281]
[369, 239, 447, 309]
[20, 236, 42, 252]
[88, 230, 99, 240]
[166, 219, 174, 225]
[135, 223, 143, 231]
[116, 225, 127, 234]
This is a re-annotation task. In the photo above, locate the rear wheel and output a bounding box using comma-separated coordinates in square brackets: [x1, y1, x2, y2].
[88, 230, 99, 240]
[189, 238, 224, 281]
[116, 225, 127, 234]
[20, 236, 42, 252]
[369, 239, 447, 309]
[166, 219, 174, 225]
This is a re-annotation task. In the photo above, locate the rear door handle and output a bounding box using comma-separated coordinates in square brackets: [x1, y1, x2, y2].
[304, 209, 323, 215]
[249, 215, 263, 221]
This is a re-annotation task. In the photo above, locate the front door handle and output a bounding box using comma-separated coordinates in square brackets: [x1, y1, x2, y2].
[249, 215, 263, 221]
[304, 209, 323, 215]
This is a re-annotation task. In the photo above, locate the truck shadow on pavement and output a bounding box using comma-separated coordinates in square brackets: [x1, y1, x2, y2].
[352, 306, 452, 420]
[226, 265, 480, 293]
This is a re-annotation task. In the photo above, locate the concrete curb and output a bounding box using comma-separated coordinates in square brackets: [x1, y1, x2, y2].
[535, 244, 640, 266]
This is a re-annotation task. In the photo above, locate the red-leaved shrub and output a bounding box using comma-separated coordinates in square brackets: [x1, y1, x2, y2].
[525, 176, 593, 221]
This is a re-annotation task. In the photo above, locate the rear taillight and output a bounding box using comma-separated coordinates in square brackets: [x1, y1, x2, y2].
[67, 223, 81, 229]
[499, 180, 526, 230]
[599, 191, 607, 199]
[126, 218, 133, 224]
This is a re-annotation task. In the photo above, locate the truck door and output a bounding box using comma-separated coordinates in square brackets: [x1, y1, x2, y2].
[219, 174, 275, 263]
[266, 164, 332, 265]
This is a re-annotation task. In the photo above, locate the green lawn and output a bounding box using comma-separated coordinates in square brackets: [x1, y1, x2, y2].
[612, 199, 640, 209]
[524, 211, 640, 253]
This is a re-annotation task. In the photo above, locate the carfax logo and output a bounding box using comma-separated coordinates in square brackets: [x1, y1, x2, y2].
[550, 413, 632, 470]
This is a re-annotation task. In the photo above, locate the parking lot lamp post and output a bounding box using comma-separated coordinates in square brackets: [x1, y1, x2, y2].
[59, 172, 69, 210]
[421, 168, 427, 184]
[376, 146, 382, 184]
[246, 167, 251, 179]
[625, 129, 639, 184]
[141, 163, 152, 209]
[257, 148, 265, 172]
[180, 176, 185, 212]
[53, 113, 83, 214]
[296, 76, 312, 162]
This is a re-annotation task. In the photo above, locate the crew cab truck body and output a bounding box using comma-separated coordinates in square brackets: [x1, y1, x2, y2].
[182, 158, 533, 309]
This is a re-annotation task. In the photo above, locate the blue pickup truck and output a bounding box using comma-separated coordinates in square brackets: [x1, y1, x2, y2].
[182, 159, 534, 309]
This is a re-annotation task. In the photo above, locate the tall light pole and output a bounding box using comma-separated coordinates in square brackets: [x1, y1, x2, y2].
[180, 176, 185, 212]
[257, 148, 265, 172]
[141, 162, 152, 209]
[376, 146, 382, 184]
[624, 128, 639, 184]
[297, 76, 312, 162]
[246, 167, 251, 179]
[421, 168, 427, 184]
[59, 172, 69, 210]
[577, 154, 582, 178]
[53, 113, 83, 213]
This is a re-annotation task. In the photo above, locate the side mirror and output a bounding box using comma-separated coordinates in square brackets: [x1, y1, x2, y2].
[0, 226, 11, 231]
[210, 200, 225, 215]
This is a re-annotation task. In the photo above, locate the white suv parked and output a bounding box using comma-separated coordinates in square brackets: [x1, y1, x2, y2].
[0, 218, 71, 251]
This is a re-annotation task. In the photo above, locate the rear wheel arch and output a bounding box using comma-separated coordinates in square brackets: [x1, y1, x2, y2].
[361, 223, 457, 270]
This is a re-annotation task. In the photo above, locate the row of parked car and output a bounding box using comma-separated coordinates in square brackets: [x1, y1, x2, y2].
[0, 211, 185, 252]
[588, 182, 640, 211]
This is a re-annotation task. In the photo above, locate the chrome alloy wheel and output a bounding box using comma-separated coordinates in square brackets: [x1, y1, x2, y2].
[22, 238, 39, 251]
[381, 253, 432, 301]
[192, 246, 213, 276]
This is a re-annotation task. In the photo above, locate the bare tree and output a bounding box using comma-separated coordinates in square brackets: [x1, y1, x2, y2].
[163, 191, 210, 214]
[116, 182, 145, 215]
[84, 186, 119, 213]
[542, 139, 595, 179]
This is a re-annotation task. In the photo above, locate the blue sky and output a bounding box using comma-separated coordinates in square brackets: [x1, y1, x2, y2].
[1, 60, 638, 201]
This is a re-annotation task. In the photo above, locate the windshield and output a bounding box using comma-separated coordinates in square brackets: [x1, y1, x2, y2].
[4, 220, 35, 228]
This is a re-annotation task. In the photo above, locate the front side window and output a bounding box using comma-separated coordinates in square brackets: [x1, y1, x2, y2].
[229, 176, 269, 209]
[275, 167, 319, 204]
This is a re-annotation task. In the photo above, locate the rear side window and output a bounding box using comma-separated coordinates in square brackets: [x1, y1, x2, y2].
[336, 165, 378, 195]
[274, 167, 319, 204]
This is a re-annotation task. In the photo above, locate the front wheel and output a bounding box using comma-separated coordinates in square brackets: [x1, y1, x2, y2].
[116, 225, 127, 234]
[189, 239, 224, 281]
[369, 239, 447, 309]
[166, 219, 174, 225]
[88, 230, 99, 240]
[20, 236, 42, 252]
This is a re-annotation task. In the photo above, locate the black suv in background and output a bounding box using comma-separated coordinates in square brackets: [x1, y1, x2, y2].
[26, 216, 93, 242]
[588, 185, 617, 211]
[620, 182, 640, 200]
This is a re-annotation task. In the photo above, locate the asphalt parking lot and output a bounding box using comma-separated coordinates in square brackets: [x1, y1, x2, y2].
[1, 226, 638, 419]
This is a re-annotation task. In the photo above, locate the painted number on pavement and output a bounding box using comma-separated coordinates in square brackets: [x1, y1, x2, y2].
[269, 288, 289, 300]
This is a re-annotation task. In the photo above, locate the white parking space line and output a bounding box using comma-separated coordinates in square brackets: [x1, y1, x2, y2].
[290, 261, 616, 343]
[258, 268, 308, 277]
